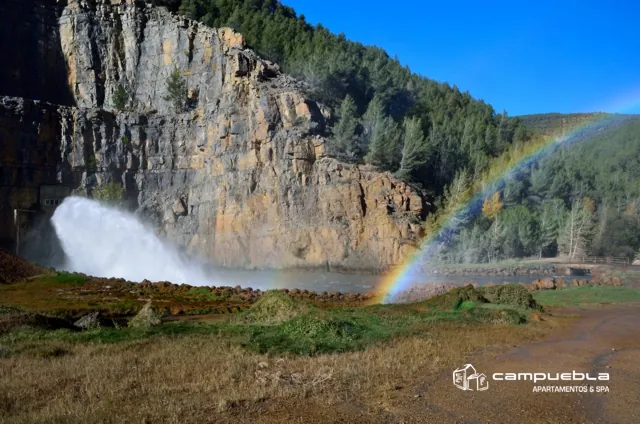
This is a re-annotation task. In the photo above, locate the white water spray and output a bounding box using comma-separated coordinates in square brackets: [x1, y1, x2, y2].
[52, 196, 213, 286]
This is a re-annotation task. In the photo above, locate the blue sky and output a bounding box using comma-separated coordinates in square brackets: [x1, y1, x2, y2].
[283, 0, 640, 116]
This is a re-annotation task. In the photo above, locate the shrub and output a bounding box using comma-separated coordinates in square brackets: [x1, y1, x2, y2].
[128, 302, 161, 330]
[478, 284, 538, 310]
[164, 67, 188, 112]
[422, 285, 488, 311]
[113, 84, 129, 111]
[93, 181, 125, 203]
[86, 154, 97, 170]
[240, 290, 307, 325]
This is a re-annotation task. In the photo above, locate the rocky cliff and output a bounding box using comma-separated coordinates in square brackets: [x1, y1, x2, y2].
[0, 0, 426, 272]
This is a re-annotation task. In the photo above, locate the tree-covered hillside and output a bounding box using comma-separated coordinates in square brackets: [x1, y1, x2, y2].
[441, 116, 640, 262]
[518, 113, 609, 137]
[158, 0, 532, 199]
[154, 0, 639, 263]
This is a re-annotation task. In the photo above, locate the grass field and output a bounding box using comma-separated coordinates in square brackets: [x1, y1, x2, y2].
[0, 283, 555, 422]
[533, 286, 640, 307]
[0, 288, 534, 357]
[0, 288, 554, 423]
[1, 273, 634, 422]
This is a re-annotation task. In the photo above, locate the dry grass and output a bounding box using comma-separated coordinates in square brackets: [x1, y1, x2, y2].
[0, 318, 560, 424]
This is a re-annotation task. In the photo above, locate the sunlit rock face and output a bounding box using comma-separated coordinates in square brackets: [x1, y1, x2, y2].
[0, 0, 426, 272]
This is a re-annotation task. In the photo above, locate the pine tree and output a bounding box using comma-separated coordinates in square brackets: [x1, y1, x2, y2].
[361, 96, 385, 148]
[168, 0, 528, 200]
[164, 67, 188, 112]
[178, 0, 199, 20]
[503, 178, 525, 206]
[444, 169, 472, 228]
[365, 115, 401, 171]
[398, 117, 428, 178]
[362, 97, 390, 168]
[537, 199, 566, 257]
[113, 84, 128, 112]
[333, 95, 360, 161]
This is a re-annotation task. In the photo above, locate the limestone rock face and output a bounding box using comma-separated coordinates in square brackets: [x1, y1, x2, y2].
[0, 0, 426, 272]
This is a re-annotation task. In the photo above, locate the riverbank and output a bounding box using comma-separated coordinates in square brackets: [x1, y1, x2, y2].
[429, 261, 556, 277]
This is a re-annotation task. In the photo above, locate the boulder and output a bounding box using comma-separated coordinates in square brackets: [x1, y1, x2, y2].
[74, 312, 101, 329]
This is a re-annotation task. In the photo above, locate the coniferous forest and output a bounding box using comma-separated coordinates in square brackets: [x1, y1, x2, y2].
[440, 116, 640, 262]
[158, 0, 533, 198]
[157, 0, 640, 263]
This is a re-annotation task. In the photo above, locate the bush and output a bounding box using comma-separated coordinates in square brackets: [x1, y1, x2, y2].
[422, 285, 488, 311]
[240, 290, 307, 325]
[478, 284, 538, 310]
[86, 154, 97, 170]
[93, 181, 125, 203]
[128, 302, 161, 330]
[113, 84, 129, 111]
[164, 67, 188, 112]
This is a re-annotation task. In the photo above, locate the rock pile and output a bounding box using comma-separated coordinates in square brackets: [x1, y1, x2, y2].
[524, 277, 622, 292]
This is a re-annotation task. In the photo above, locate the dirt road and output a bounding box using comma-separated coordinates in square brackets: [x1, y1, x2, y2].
[242, 303, 640, 423]
[394, 303, 640, 423]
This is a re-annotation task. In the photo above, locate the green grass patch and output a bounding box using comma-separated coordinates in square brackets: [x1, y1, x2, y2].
[533, 286, 640, 307]
[457, 300, 476, 311]
[186, 287, 221, 301]
[0, 288, 534, 357]
[36, 273, 89, 286]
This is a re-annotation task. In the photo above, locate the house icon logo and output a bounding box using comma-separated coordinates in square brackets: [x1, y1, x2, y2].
[453, 364, 489, 391]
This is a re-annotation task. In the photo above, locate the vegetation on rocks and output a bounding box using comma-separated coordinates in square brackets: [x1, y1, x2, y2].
[92, 181, 125, 203]
[112, 84, 129, 111]
[164, 67, 188, 112]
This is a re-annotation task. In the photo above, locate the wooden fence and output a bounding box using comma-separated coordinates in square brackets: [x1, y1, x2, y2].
[575, 256, 630, 265]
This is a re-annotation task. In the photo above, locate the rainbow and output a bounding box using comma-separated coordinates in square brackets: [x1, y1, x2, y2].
[376, 109, 636, 303]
